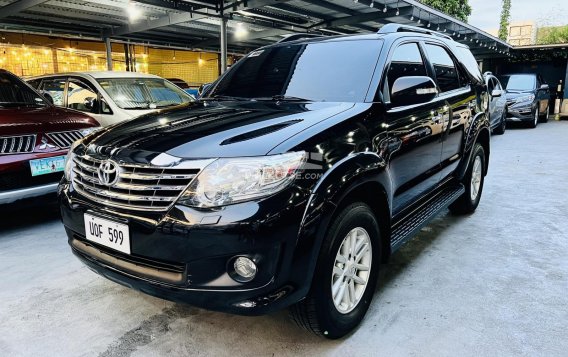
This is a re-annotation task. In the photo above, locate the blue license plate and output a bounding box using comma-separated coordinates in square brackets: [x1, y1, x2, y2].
[29, 155, 66, 176]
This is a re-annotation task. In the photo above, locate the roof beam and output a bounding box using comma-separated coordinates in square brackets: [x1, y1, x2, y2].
[310, 6, 413, 30]
[106, 0, 293, 38]
[105, 11, 211, 37]
[0, 0, 49, 18]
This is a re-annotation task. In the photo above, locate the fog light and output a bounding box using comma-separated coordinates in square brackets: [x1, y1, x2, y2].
[233, 257, 257, 282]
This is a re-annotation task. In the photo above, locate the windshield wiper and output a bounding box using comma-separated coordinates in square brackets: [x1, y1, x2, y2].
[252, 95, 310, 102]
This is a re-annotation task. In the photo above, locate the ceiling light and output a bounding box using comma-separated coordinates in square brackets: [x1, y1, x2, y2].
[234, 22, 248, 39]
[127, 2, 142, 22]
[369, 1, 374, 8]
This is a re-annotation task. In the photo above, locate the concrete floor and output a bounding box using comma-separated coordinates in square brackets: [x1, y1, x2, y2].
[1, 120, 567, 357]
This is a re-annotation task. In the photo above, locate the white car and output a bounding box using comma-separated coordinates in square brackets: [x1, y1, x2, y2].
[28, 72, 194, 126]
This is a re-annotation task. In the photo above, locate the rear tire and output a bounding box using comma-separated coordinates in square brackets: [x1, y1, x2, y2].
[449, 143, 485, 215]
[290, 202, 381, 339]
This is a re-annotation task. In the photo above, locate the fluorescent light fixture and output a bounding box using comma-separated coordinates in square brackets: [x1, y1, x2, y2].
[234, 22, 248, 39]
[127, 2, 142, 22]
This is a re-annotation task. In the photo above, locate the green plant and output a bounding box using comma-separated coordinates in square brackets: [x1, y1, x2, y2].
[419, 0, 472, 22]
[537, 26, 568, 45]
[498, 0, 511, 41]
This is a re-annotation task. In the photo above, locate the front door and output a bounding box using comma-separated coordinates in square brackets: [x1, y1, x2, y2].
[383, 41, 445, 215]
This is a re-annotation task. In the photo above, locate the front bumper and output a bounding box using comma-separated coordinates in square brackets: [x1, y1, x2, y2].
[506, 102, 535, 121]
[0, 182, 59, 204]
[60, 181, 313, 315]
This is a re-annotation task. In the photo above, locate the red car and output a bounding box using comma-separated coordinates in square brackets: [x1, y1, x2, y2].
[0, 69, 100, 205]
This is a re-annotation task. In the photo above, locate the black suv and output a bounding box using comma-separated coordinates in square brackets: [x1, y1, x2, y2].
[60, 25, 490, 339]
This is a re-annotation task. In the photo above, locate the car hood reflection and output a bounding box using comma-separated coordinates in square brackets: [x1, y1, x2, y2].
[86, 101, 355, 158]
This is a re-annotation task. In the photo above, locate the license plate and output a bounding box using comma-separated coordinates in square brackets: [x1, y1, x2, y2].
[84, 214, 131, 254]
[29, 155, 66, 176]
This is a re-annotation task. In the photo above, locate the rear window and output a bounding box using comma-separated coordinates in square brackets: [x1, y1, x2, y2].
[456, 47, 482, 82]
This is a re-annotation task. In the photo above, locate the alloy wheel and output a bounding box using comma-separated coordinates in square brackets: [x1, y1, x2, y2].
[470, 156, 483, 202]
[331, 227, 372, 314]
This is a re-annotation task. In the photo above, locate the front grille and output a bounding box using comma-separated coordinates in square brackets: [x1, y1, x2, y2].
[72, 155, 200, 212]
[0, 135, 36, 154]
[47, 130, 86, 149]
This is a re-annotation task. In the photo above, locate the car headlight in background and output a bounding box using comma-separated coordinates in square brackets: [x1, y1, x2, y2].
[514, 94, 535, 104]
[180, 151, 306, 207]
[80, 127, 101, 138]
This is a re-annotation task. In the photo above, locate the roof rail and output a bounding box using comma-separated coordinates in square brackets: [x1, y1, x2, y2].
[378, 24, 453, 41]
[276, 33, 325, 44]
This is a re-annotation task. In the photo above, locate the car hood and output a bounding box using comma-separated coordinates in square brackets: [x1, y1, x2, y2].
[0, 106, 99, 136]
[84, 101, 355, 159]
[505, 90, 534, 99]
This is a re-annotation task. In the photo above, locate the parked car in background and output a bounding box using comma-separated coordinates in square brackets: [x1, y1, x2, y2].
[499, 73, 550, 128]
[59, 25, 490, 339]
[166, 78, 198, 98]
[484, 72, 507, 135]
[28, 72, 195, 127]
[0, 69, 99, 205]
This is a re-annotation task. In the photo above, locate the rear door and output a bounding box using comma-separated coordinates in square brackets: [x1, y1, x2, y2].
[383, 41, 446, 215]
[423, 42, 473, 182]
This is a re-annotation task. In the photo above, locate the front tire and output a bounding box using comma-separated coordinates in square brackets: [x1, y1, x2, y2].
[290, 202, 381, 339]
[450, 143, 485, 215]
[528, 105, 539, 128]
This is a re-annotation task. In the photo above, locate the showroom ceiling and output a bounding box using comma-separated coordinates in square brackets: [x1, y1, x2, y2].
[0, 0, 512, 56]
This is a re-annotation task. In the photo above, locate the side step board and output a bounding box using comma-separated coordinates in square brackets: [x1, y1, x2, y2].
[390, 184, 465, 252]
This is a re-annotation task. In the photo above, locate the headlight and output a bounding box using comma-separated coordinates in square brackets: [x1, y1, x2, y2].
[514, 94, 535, 104]
[64, 141, 80, 181]
[180, 151, 306, 207]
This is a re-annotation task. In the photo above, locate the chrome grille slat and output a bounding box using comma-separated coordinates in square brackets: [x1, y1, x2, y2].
[46, 130, 86, 149]
[71, 155, 200, 212]
[0, 135, 36, 154]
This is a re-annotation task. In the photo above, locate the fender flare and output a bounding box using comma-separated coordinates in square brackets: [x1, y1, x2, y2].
[290, 152, 392, 296]
[456, 112, 490, 180]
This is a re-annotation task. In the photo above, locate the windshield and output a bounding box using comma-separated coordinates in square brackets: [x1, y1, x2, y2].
[499, 75, 536, 91]
[97, 78, 194, 110]
[206, 39, 383, 102]
[0, 72, 47, 108]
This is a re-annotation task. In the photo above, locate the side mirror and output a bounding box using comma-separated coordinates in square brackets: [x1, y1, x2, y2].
[84, 97, 96, 110]
[540, 84, 549, 90]
[391, 76, 438, 107]
[42, 92, 54, 104]
[491, 89, 502, 97]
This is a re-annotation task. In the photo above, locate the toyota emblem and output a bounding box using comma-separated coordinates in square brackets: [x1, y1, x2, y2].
[98, 160, 120, 186]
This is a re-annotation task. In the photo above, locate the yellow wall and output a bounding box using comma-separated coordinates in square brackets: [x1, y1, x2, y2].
[0, 33, 228, 84]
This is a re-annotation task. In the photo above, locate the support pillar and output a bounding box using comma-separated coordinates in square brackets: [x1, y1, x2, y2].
[220, 5, 228, 74]
[104, 37, 113, 71]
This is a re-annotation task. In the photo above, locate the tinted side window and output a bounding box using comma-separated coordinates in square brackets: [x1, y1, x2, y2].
[28, 79, 41, 89]
[425, 44, 460, 92]
[487, 78, 495, 93]
[495, 79, 502, 91]
[387, 43, 427, 94]
[40, 78, 66, 106]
